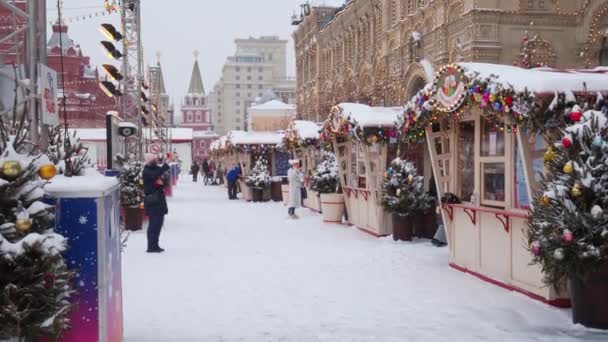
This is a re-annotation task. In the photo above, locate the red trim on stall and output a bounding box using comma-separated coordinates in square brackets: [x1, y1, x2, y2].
[449, 263, 571, 308]
[357, 226, 389, 238]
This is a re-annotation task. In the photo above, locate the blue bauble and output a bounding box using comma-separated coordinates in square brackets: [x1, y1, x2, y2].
[592, 135, 604, 151]
[493, 102, 502, 111]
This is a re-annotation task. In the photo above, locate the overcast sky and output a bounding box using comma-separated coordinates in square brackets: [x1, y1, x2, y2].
[47, 0, 344, 106]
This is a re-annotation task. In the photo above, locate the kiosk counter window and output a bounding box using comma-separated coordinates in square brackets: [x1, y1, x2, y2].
[458, 121, 475, 202]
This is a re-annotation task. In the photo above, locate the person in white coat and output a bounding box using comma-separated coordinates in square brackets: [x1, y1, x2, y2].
[287, 159, 304, 218]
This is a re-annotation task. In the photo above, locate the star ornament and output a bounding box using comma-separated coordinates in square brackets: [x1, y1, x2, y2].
[79, 216, 88, 225]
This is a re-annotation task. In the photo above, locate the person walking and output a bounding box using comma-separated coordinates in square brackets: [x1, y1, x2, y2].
[287, 159, 304, 218]
[201, 158, 210, 185]
[226, 164, 240, 200]
[191, 161, 200, 182]
[143, 153, 170, 253]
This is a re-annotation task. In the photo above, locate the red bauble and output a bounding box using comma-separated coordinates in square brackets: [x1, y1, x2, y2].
[570, 111, 582, 122]
[562, 137, 572, 148]
[563, 229, 574, 243]
[505, 96, 513, 106]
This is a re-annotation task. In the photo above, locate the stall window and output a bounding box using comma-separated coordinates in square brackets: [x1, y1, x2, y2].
[480, 119, 506, 207]
[458, 121, 475, 202]
[357, 143, 367, 188]
[338, 145, 349, 186]
[368, 144, 381, 190]
[514, 134, 544, 209]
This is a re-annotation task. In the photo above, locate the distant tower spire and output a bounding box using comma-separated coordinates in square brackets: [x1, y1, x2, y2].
[156, 50, 162, 65]
[187, 50, 205, 95]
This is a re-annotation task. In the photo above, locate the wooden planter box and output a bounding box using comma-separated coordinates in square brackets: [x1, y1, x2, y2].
[320, 193, 345, 223]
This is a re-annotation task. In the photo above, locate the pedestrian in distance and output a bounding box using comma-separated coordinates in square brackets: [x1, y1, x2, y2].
[287, 159, 304, 219]
[143, 153, 170, 253]
[226, 164, 241, 200]
[191, 161, 200, 182]
[201, 158, 210, 185]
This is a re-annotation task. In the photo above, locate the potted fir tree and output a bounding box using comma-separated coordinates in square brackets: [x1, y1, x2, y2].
[120, 160, 145, 231]
[312, 151, 344, 223]
[528, 107, 608, 329]
[381, 158, 431, 241]
[246, 156, 271, 202]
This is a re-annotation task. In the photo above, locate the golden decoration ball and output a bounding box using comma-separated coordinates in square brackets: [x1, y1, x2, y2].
[2, 160, 22, 179]
[408, 175, 414, 183]
[15, 218, 33, 232]
[571, 184, 583, 198]
[540, 195, 551, 207]
[563, 162, 574, 174]
[38, 164, 57, 180]
[543, 149, 556, 163]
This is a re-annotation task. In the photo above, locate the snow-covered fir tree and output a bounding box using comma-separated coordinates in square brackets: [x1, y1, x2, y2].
[381, 158, 432, 216]
[120, 160, 144, 208]
[0, 127, 74, 340]
[246, 156, 271, 188]
[311, 151, 340, 194]
[46, 126, 92, 177]
[528, 103, 608, 288]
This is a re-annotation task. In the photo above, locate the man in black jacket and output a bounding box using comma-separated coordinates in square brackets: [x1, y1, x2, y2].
[191, 161, 200, 182]
[143, 153, 170, 253]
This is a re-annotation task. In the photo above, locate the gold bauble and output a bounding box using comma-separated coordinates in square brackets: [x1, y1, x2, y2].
[15, 218, 33, 232]
[2, 160, 22, 179]
[408, 175, 414, 183]
[540, 195, 551, 207]
[543, 149, 556, 163]
[563, 162, 574, 175]
[38, 164, 57, 180]
[571, 184, 583, 198]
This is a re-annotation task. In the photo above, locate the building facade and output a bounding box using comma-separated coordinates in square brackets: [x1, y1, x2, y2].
[293, 0, 608, 121]
[179, 56, 217, 161]
[208, 36, 297, 135]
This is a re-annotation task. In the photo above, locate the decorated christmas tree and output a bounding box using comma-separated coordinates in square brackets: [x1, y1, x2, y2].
[120, 160, 144, 208]
[381, 158, 432, 216]
[245, 156, 271, 188]
[0, 124, 74, 340]
[311, 151, 340, 194]
[46, 126, 92, 177]
[528, 104, 608, 288]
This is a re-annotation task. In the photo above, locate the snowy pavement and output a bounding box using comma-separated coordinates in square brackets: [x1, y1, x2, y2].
[122, 180, 607, 342]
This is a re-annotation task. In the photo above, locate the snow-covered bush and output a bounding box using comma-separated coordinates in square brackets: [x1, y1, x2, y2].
[46, 127, 92, 176]
[120, 160, 144, 208]
[528, 106, 608, 288]
[0, 127, 74, 340]
[245, 156, 271, 188]
[311, 151, 341, 194]
[381, 158, 432, 216]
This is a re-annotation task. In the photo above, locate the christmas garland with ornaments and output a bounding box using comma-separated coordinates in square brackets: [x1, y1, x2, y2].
[320, 106, 399, 146]
[398, 63, 607, 144]
[527, 97, 608, 288]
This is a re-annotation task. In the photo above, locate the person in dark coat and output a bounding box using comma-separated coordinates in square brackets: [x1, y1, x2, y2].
[143, 153, 170, 253]
[226, 164, 241, 200]
[201, 159, 210, 185]
[191, 161, 200, 182]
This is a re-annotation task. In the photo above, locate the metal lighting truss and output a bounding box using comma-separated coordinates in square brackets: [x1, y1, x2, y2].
[120, 0, 143, 159]
[0, 0, 47, 143]
[147, 63, 169, 154]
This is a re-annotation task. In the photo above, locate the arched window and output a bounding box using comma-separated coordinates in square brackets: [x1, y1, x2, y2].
[600, 37, 608, 66]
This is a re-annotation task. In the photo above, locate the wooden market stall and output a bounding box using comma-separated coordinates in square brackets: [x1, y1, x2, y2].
[284, 120, 323, 212]
[228, 130, 286, 201]
[321, 103, 405, 236]
[402, 62, 608, 306]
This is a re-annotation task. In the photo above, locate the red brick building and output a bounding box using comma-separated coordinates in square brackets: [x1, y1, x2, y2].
[0, 5, 116, 127]
[179, 57, 217, 161]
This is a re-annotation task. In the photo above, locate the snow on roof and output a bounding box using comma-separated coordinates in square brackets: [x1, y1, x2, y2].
[46, 172, 119, 198]
[459, 62, 608, 94]
[291, 120, 321, 140]
[228, 130, 285, 145]
[193, 131, 219, 138]
[250, 100, 296, 111]
[69, 127, 194, 142]
[335, 103, 403, 128]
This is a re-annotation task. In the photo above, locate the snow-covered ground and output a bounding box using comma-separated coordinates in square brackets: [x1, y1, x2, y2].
[123, 180, 607, 341]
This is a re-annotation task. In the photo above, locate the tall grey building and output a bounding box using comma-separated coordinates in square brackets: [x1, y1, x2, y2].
[209, 36, 296, 134]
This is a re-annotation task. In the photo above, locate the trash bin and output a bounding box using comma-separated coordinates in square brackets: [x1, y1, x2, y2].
[271, 181, 282, 202]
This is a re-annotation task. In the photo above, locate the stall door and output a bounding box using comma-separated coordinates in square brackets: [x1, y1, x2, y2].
[426, 119, 455, 199]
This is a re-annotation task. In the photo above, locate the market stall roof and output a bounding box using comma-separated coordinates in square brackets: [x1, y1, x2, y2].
[459, 63, 608, 94]
[334, 103, 403, 128]
[193, 130, 219, 139]
[228, 130, 285, 146]
[290, 120, 321, 140]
